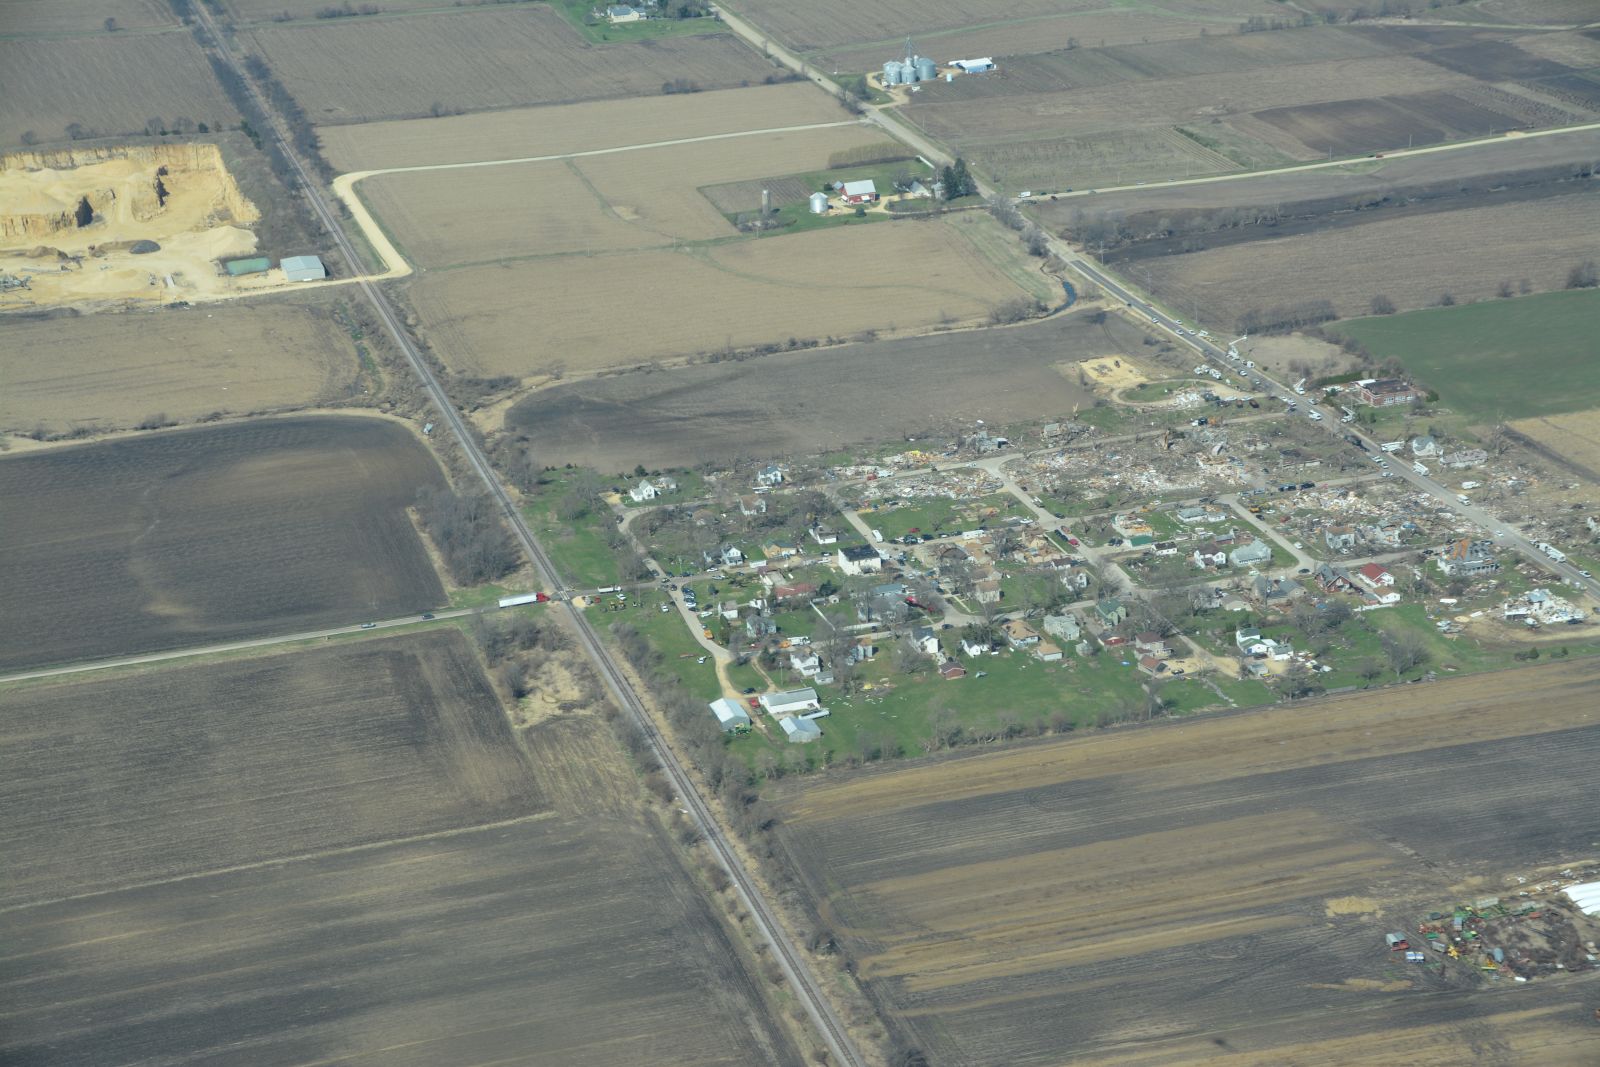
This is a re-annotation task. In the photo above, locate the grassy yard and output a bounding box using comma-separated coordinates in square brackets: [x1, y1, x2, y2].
[609, 589, 724, 702]
[521, 471, 626, 588]
[1331, 289, 1600, 422]
[866, 493, 1022, 541]
[448, 582, 517, 609]
[552, 1, 721, 41]
[726, 646, 1173, 771]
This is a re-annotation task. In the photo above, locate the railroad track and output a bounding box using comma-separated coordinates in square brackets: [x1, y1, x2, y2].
[186, 8, 864, 1065]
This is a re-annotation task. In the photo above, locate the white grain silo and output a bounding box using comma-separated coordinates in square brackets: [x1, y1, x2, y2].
[809, 191, 829, 214]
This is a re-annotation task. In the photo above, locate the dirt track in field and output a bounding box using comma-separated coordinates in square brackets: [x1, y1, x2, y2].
[775, 660, 1600, 1065]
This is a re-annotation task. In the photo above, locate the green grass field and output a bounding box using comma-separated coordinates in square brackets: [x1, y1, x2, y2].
[1332, 289, 1600, 422]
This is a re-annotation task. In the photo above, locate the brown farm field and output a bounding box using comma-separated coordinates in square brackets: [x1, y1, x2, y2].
[1509, 409, 1600, 483]
[0, 415, 446, 672]
[245, 7, 782, 125]
[322, 81, 850, 171]
[728, 0, 1285, 57]
[0, 633, 802, 1066]
[0, 0, 177, 33]
[505, 307, 1126, 469]
[358, 122, 884, 265]
[409, 217, 1039, 378]
[0, 34, 238, 149]
[773, 660, 1600, 1065]
[1129, 191, 1598, 330]
[884, 22, 1596, 191]
[0, 298, 368, 436]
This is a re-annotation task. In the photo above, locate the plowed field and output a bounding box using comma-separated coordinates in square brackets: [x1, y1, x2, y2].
[0, 415, 445, 671]
[0, 633, 801, 1066]
[774, 660, 1600, 1065]
[0, 298, 366, 435]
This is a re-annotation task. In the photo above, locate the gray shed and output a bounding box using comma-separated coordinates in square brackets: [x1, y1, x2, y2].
[281, 254, 326, 282]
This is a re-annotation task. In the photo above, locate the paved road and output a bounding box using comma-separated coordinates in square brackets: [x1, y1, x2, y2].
[186, 7, 865, 1066]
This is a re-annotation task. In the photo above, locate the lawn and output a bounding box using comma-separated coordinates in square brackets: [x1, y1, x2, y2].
[521, 471, 627, 588]
[1331, 289, 1600, 422]
[727, 646, 1163, 771]
[552, 1, 722, 42]
[611, 590, 724, 702]
[866, 493, 1021, 541]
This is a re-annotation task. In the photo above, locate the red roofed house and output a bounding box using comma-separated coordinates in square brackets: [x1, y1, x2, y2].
[1357, 563, 1394, 588]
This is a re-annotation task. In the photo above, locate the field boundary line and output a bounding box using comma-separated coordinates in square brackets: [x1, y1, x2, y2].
[1049, 120, 1600, 200]
[0, 608, 481, 686]
[0, 812, 558, 916]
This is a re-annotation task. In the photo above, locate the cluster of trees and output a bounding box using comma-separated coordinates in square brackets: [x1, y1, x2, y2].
[987, 197, 1050, 256]
[1235, 298, 1337, 335]
[939, 158, 977, 199]
[1567, 259, 1598, 289]
[414, 486, 520, 585]
[469, 611, 568, 700]
[660, 78, 702, 95]
[241, 54, 329, 180]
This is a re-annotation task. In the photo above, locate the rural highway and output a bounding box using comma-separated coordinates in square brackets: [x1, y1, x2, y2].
[186, 7, 865, 1066]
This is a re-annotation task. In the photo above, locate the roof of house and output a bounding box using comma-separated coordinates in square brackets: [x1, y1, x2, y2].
[840, 544, 879, 561]
[1358, 562, 1389, 581]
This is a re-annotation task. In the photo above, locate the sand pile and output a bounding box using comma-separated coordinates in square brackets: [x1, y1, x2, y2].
[0, 144, 280, 311]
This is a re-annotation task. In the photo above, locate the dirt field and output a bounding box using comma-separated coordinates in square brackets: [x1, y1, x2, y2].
[882, 21, 1596, 189]
[245, 7, 781, 125]
[1132, 191, 1597, 328]
[0, 0, 176, 33]
[774, 660, 1600, 1065]
[1033, 128, 1600, 222]
[0, 634, 802, 1066]
[0, 415, 446, 671]
[358, 123, 883, 266]
[504, 309, 1131, 468]
[0, 298, 367, 435]
[409, 216, 1037, 378]
[729, 0, 1284, 55]
[1510, 410, 1600, 482]
[0, 631, 536, 904]
[0, 34, 238, 149]
[322, 81, 848, 171]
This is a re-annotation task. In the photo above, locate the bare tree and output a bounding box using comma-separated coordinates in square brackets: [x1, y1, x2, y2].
[1369, 294, 1396, 315]
[1380, 630, 1430, 679]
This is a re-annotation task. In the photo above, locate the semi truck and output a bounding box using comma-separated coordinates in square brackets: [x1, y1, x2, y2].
[1538, 543, 1568, 564]
[497, 592, 548, 608]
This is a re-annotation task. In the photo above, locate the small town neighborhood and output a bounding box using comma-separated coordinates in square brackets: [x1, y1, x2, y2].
[551, 381, 1600, 764]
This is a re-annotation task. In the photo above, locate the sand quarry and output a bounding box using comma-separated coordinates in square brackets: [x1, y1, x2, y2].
[0, 144, 319, 311]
